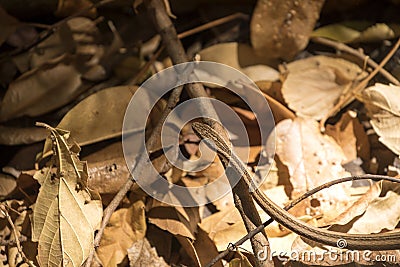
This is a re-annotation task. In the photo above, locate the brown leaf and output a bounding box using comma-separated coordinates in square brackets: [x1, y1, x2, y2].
[251, 0, 324, 59]
[0, 6, 20, 46]
[147, 200, 200, 239]
[54, 86, 138, 146]
[0, 125, 47, 145]
[275, 118, 351, 214]
[83, 142, 131, 194]
[176, 235, 201, 267]
[97, 200, 146, 266]
[193, 227, 223, 267]
[325, 111, 370, 164]
[55, 0, 97, 18]
[127, 238, 169, 267]
[198, 42, 279, 75]
[0, 173, 17, 200]
[0, 61, 82, 122]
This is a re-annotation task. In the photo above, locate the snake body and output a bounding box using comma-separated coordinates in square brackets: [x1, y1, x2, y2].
[192, 122, 400, 250]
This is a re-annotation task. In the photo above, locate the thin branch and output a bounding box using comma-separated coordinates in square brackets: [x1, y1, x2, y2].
[177, 12, 248, 39]
[0, 204, 36, 267]
[320, 38, 400, 131]
[205, 174, 400, 267]
[312, 37, 400, 85]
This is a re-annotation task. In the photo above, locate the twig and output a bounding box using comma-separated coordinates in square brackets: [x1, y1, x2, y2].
[205, 174, 400, 267]
[312, 37, 400, 86]
[319, 38, 400, 131]
[177, 12, 248, 39]
[0, 204, 36, 267]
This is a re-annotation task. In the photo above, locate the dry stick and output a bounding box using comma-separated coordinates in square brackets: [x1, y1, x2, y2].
[177, 12, 248, 39]
[319, 38, 400, 131]
[205, 174, 400, 267]
[146, 0, 271, 266]
[0, 205, 36, 267]
[312, 37, 400, 86]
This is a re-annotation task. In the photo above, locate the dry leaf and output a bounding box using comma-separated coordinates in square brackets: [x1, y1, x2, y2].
[127, 238, 169, 267]
[328, 181, 381, 228]
[0, 61, 82, 122]
[55, 0, 97, 18]
[198, 42, 279, 79]
[97, 200, 146, 266]
[325, 111, 370, 164]
[176, 236, 201, 267]
[251, 0, 324, 60]
[348, 190, 400, 234]
[361, 83, 400, 156]
[147, 200, 199, 239]
[83, 142, 131, 194]
[274, 118, 351, 213]
[0, 125, 47, 145]
[193, 227, 223, 267]
[0, 173, 17, 200]
[0, 6, 20, 47]
[30, 17, 100, 68]
[229, 253, 252, 267]
[200, 186, 290, 252]
[32, 124, 102, 267]
[53, 86, 137, 146]
[282, 55, 366, 120]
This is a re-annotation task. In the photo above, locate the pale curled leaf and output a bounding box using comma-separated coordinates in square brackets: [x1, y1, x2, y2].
[282, 55, 366, 120]
[32, 124, 102, 267]
[361, 83, 400, 155]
